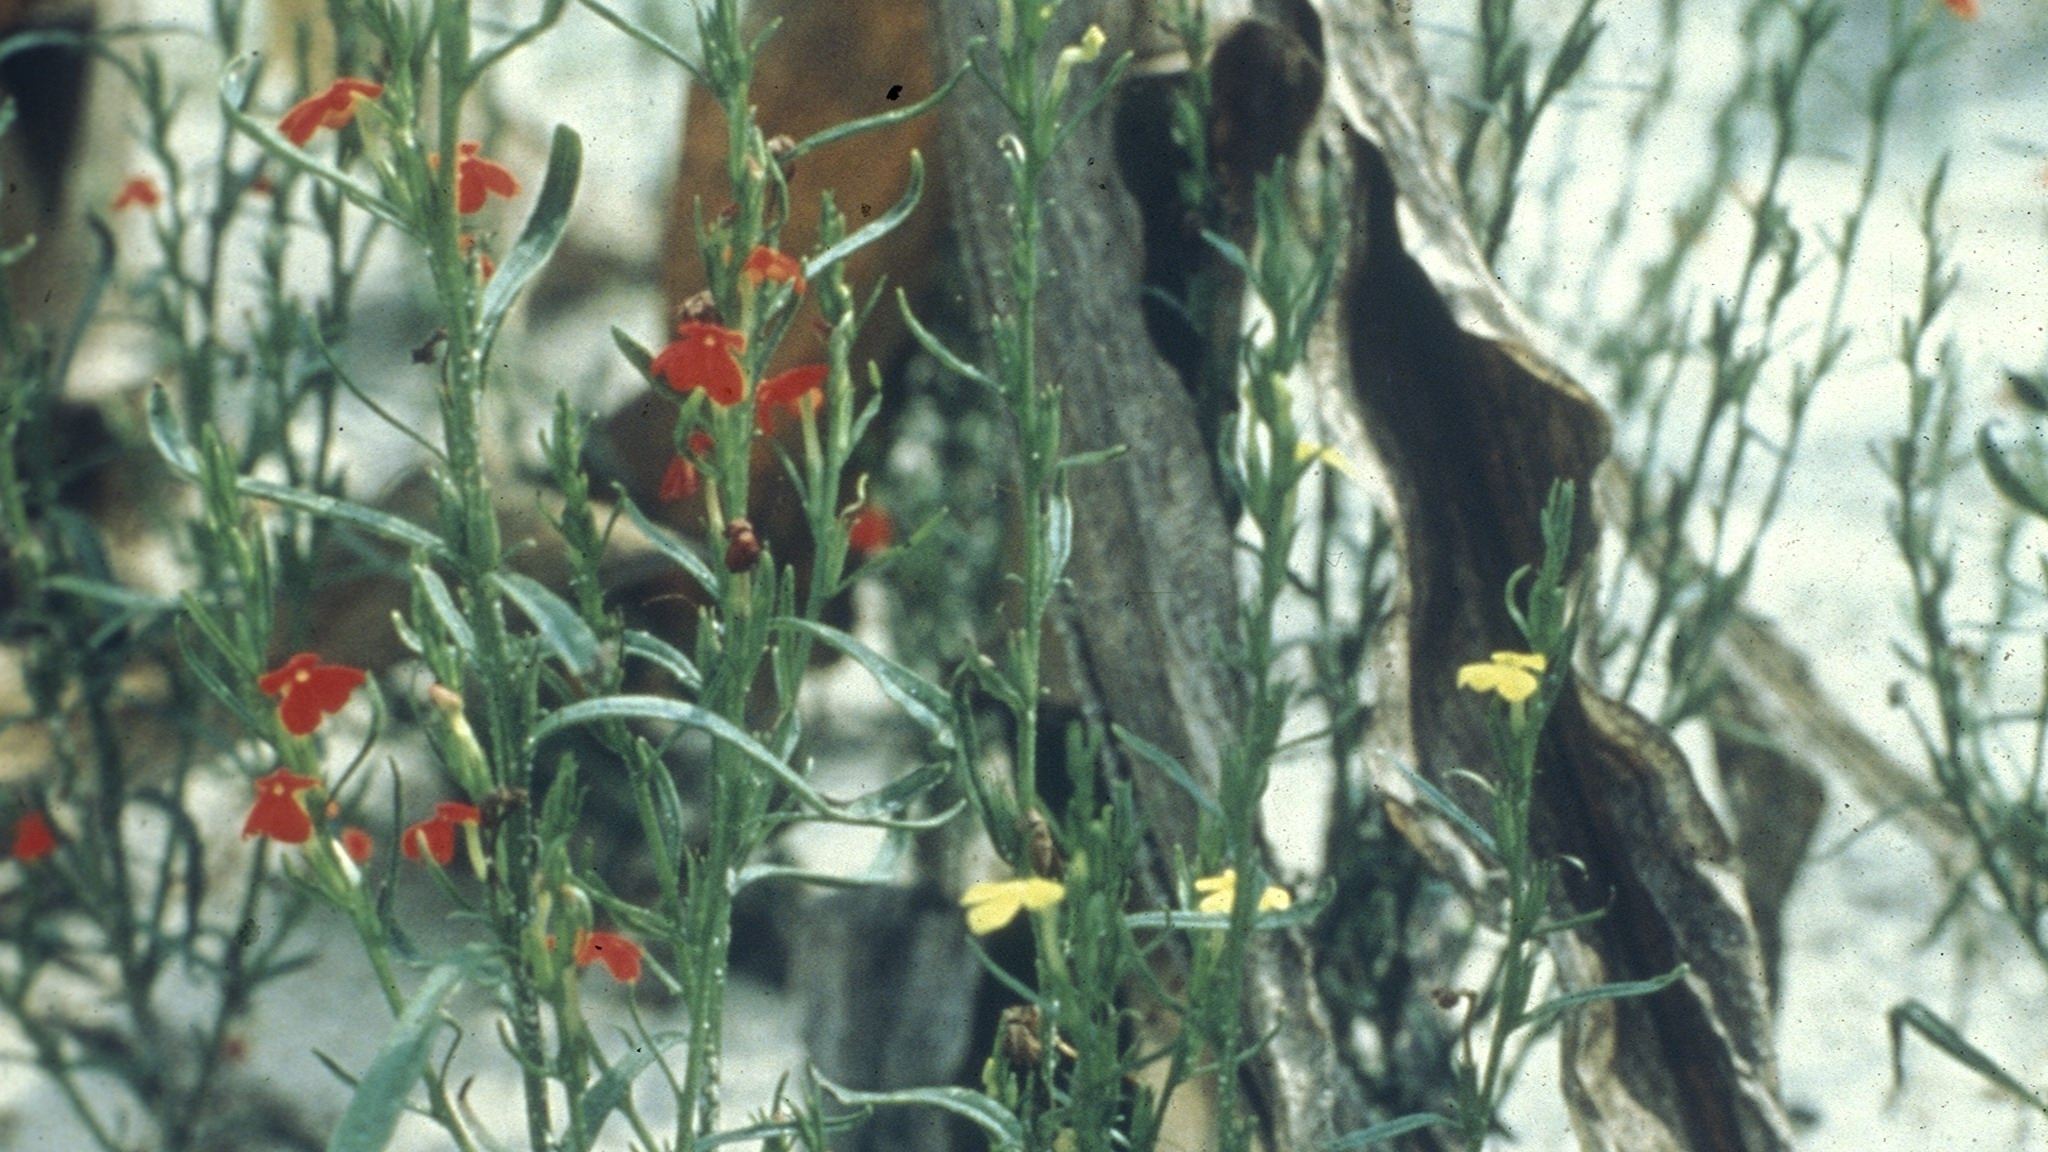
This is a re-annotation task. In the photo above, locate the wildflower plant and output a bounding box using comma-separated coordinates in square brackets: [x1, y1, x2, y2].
[2, 0, 2030, 1145]
[1885, 161, 2048, 1117]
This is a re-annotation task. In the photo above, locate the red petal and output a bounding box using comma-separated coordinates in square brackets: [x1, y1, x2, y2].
[436, 802, 482, 825]
[277, 78, 381, 145]
[755, 364, 828, 433]
[277, 99, 328, 145]
[848, 505, 895, 555]
[11, 811, 57, 862]
[259, 653, 319, 697]
[454, 145, 520, 215]
[659, 456, 700, 502]
[575, 930, 643, 983]
[111, 177, 162, 211]
[263, 655, 365, 736]
[651, 323, 748, 405]
[341, 827, 375, 862]
[401, 817, 455, 865]
[242, 769, 320, 844]
[300, 664, 368, 713]
[743, 246, 807, 295]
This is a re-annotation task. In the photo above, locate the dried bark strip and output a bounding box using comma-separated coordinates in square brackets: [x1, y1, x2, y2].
[1315, 0, 1796, 1146]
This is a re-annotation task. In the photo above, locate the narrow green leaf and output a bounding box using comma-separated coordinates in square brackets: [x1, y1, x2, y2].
[242, 477, 453, 559]
[536, 696, 830, 811]
[1054, 444, 1127, 474]
[692, 1110, 868, 1151]
[1397, 760, 1497, 858]
[573, 0, 707, 84]
[43, 574, 179, 615]
[175, 617, 266, 735]
[148, 387, 453, 559]
[1523, 963, 1688, 1035]
[414, 564, 477, 658]
[493, 570, 600, 676]
[814, 1076, 1025, 1152]
[806, 151, 924, 280]
[835, 761, 955, 823]
[1044, 490, 1073, 589]
[146, 383, 202, 473]
[617, 493, 717, 596]
[736, 825, 910, 891]
[611, 325, 657, 377]
[2005, 370, 2048, 414]
[1050, 50, 1133, 155]
[898, 287, 992, 389]
[325, 960, 470, 1152]
[1978, 421, 2048, 522]
[1122, 883, 1327, 933]
[1112, 725, 1222, 817]
[481, 125, 582, 347]
[786, 61, 970, 161]
[774, 619, 953, 747]
[1322, 1113, 1453, 1150]
[1889, 999, 2048, 1115]
[571, 1031, 688, 1152]
[621, 628, 703, 690]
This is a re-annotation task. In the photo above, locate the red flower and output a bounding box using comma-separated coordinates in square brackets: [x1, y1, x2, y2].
[341, 827, 375, 863]
[242, 768, 322, 844]
[451, 141, 520, 214]
[659, 456, 701, 502]
[649, 321, 747, 405]
[11, 811, 57, 862]
[687, 430, 716, 457]
[401, 802, 482, 866]
[259, 653, 367, 737]
[573, 929, 643, 983]
[278, 77, 383, 146]
[848, 505, 894, 555]
[755, 363, 827, 433]
[742, 245, 807, 296]
[111, 176, 161, 211]
[1944, 0, 1978, 17]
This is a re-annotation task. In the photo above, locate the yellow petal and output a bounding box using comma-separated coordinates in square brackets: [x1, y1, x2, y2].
[960, 879, 1006, 907]
[1456, 662, 1539, 704]
[1257, 886, 1292, 913]
[960, 877, 1065, 935]
[1015, 877, 1066, 911]
[965, 894, 1021, 936]
[1193, 869, 1236, 894]
[1293, 441, 1358, 478]
[1491, 651, 1546, 673]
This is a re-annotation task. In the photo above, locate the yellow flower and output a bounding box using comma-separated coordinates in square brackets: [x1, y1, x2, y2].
[960, 877, 1066, 936]
[1456, 651, 1547, 704]
[1292, 440, 1358, 479]
[1192, 869, 1292, 915]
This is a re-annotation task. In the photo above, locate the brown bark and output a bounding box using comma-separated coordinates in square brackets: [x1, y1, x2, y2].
[930, 0, 1802, 1145]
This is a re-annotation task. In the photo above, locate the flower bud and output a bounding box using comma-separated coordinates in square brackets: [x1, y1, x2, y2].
[724, 517, 762, 573]
[426, 683, 492, 798]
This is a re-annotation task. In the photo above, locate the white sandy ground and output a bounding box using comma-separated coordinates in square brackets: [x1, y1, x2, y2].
[8, 0, 2048, 1147]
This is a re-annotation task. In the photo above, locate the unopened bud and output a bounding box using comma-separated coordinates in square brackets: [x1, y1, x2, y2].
[724, 517, 761, 573]
[674, 290, 722, 328]
[766, 133, 797, 180]
[426, 683, 492, 798]
[1021, 809, 1063, 879]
